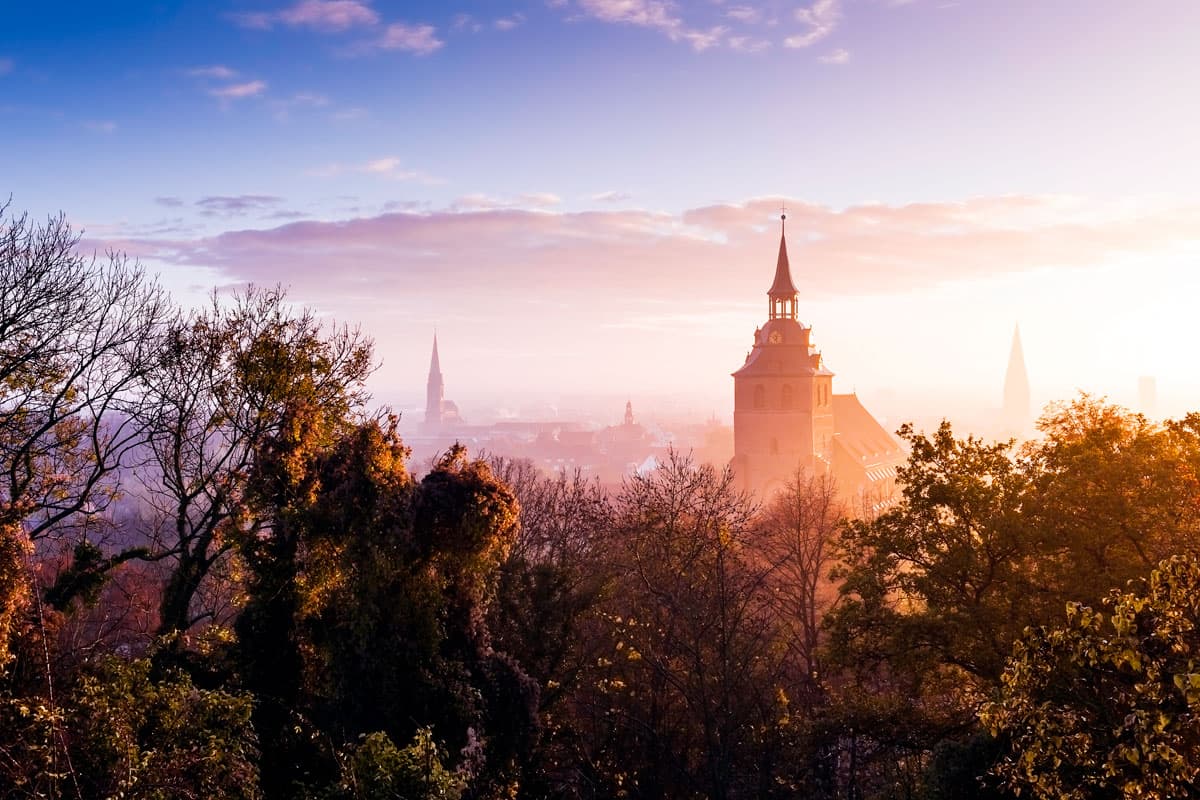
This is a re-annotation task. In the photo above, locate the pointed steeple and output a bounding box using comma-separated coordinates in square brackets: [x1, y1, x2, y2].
[1003, 324, 1031, 436]
[767, 212, 798, 320]
[425, 333, 444, 426]
[429, 333, 442, 378]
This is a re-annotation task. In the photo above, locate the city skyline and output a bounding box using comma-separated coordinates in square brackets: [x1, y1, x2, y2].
[5, 1, 1199, 422]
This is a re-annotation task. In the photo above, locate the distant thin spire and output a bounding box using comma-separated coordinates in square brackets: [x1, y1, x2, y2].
[1003, 323, 1031, 435]
[429, 332, 441, 377]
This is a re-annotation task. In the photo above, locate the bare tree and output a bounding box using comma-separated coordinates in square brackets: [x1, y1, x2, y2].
[0, 203, 170, 540]
[759, 468, 846, 689]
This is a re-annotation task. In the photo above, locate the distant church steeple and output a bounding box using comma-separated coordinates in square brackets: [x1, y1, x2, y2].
[1002, 324, 1031, 436]
[425, 333, 444, 427]
[768, 212, 799, 321]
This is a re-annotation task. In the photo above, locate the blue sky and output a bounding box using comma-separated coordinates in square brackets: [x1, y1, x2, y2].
[3, 0, 1200, 423]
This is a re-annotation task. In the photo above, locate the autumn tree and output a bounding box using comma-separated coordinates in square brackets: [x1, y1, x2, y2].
[485, 457, 615, 796]
[1023, 395, 1200, 609]
[983, 555, 1200, 799]
[137, 287, 373, 640]
[0, 204, 169, 665]
[759, 467, 845, 694]
[578, 452, 785, 799]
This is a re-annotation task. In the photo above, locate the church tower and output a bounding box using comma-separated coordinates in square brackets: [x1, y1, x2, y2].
[425, 334, 444, 428]
[732, 214, 835, 497]
[1002, 324, 1031, 437]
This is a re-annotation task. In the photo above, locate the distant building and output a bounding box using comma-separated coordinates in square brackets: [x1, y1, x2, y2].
[1138, 376, 1157, 418]
[731, 214, 903, 503]
[422, 334, 463, 433]
[1002, 325, 1031, 437]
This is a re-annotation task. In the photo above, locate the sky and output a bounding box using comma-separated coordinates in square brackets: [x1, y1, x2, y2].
[3, 0, 1200, 426]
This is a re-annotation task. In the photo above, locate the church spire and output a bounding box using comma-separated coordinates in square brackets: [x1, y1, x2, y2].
[429, 332, 442, 377]
[1002, 324, 1031, 436]
[425, 333, 444, 426]
[768, 211, 798, 320]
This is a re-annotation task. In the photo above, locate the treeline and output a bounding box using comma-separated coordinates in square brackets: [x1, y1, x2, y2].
[3, 204, 1200, 798]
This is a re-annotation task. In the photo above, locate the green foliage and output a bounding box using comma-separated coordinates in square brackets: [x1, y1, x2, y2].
[0, 656, 260, 799]
[316, 729, 463, 800]
[984, 555, 1200, 799]
[829, 420, 1034, 690]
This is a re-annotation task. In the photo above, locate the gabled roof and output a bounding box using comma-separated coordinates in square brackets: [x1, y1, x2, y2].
[768, 219, 798, 298]
[832, 393, 903, 467]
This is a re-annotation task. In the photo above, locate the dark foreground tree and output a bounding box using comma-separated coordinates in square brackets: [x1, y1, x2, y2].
[984, 555, 1200, 799]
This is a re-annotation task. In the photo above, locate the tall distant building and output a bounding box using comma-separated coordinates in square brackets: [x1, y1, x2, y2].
[1138, 376, 1158, 418]
[1002, 325, 1031, 437]
[731, 214, 903, 503]
[422, 333, 463, 432]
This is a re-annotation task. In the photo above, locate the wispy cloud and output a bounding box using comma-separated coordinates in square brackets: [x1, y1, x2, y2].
[724, 5, 761, 23]
[0, 58, 14, 76]
[728, 35, 770, 53]
[196, 195, 284, 217]
[452, 193, 562, 210]
[366, 23, 444, 55]
[592, 190, 633, 203]
[494, 13, 525, 31]
[155, 196, 185, 208]
[84, 120, 117, 134]
[573, 0, 730, 51]
[308, 156, 442, 183]
[819, 47, 850, 64]
[785, 0, 841, 48]
[187, 65, 238, 79]
[452, 13, 482, 32]
[209, 80, 268, 100]
[232, 0, 379, 32]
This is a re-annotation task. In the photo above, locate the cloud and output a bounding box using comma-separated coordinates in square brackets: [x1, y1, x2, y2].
[368, 22, 444, 54]
[452, 193, 562, 211]
[592, 190, 633, 203]
[308, 156, 441, 183]
[452, 13, 482, 32]
[233, 0, 378, 32]
[494, 13, 525, 30]
[187, 65, 238, 79]
[154, 196, 185, 208]
[818, 47, 850, 64]
[0, 58, 15, 76]
[728, 35, 770, 53]
[572, 0, 729, 51]
[724, 5, 761, 23]
[785, 0, 841, 48]
[84, 120, 117, 133]
[195, 195, 284, 217]
[105, 195, 1200, 318]
[209, 80, 268, 100]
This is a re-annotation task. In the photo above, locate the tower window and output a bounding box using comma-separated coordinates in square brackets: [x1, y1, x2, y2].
[770, 438, 779, 455]
[753, 384, 766, 409]
[782, 384, 794, 409]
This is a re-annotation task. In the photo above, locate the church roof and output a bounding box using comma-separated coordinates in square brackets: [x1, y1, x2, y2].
[832, 393, 903, 468]
[768, 218, 798, 298]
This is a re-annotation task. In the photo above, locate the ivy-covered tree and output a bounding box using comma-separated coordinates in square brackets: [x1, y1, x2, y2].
[983, 555, 1200, 799]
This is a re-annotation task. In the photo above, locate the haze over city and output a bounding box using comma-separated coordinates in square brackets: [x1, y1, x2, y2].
[6, 0, 1200, 423]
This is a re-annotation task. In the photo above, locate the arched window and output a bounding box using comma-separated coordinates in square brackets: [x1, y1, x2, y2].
[770, 437, 779, 455]
[753, 384, 766, 409]
[781, 384, 794, 409]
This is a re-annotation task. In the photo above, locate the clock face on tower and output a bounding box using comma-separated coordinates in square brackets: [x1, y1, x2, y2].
[768, 330, 783, 344]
